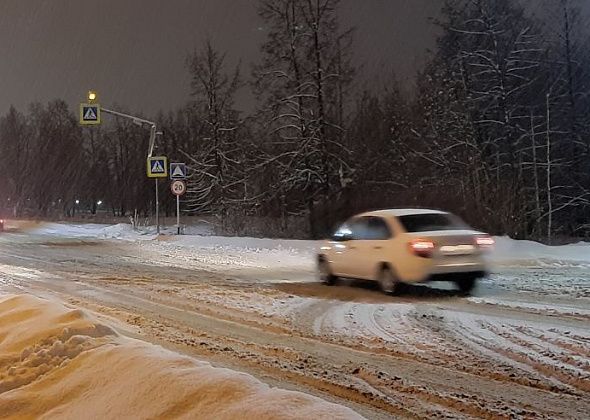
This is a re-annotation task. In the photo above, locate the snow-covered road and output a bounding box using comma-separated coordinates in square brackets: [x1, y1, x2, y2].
[0, 222, 588, 419]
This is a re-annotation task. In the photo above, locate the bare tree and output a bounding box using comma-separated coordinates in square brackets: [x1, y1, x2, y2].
[0, 107, 31, 216]
[254, 0, 355, 237]
[183, 41, 247, 222]
[25, 101, 87, 217]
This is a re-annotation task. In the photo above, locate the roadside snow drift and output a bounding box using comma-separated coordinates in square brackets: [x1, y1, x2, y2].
[28, 222, 156, 241]
[490, 237, 590, 266]
[22, 221, 590, 270]
[0, 294, 363, 420]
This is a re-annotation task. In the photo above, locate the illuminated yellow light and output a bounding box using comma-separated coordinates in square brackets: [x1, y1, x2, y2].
[88, 91, 98, 102]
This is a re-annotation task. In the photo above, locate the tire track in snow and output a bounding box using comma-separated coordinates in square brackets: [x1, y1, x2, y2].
[438, 313, 589, 394]
[500, 325, 590, 373]
[483, 324, 590, 393]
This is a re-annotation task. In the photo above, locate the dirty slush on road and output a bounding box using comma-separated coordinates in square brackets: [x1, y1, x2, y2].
[0, 234, 588, 419]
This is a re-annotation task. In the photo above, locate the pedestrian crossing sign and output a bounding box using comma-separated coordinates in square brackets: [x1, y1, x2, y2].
[80, 103, 101, 125]
[170, 163, 187, 179]
[147, 156, 168, 178]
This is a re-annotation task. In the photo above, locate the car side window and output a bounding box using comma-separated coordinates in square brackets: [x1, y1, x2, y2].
[365, 217, 392, 240]
[335, 217, 392, 241]
[349, 218, 369, 240]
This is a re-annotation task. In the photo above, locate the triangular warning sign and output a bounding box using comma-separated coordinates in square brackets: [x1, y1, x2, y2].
[152, 161, 165, 173]
[172, 166, 185, 178]
[84, 107, 97, 120]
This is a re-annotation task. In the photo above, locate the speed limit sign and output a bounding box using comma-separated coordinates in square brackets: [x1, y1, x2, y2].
[171, 180, 186, 196]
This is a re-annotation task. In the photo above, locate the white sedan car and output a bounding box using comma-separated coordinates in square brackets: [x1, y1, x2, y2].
[317, 209, 493, 294]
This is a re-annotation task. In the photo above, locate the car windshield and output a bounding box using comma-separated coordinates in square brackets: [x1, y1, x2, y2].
[398, 213, 467, 233]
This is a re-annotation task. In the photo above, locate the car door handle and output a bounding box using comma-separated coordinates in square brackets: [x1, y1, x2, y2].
[374, 246, 383, 250]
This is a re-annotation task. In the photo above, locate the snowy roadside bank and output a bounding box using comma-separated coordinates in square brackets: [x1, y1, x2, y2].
[490, 237, 590, 267]
[26, 222, 159, 241]
[0, 294, 363, 419]
[20, 221, 317, 274]
[17, 220, 590, 268]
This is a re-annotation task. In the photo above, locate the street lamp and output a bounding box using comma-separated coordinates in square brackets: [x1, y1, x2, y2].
[73, 199, 80, 217]
[97, 200, 103, 206]
[88, 91, 98, 103]
[82, 90, 163, 233]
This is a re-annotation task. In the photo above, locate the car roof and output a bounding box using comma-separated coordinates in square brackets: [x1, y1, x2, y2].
[356, 208, 448, 218]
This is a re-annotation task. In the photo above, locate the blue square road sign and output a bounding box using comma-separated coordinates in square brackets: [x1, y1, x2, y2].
[170, 163, 187, 179]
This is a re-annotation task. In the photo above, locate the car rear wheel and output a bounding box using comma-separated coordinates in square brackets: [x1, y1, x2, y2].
[318, 259, 337, 286]
[378, 267, 403, 295]
[455, 277, 476, 295]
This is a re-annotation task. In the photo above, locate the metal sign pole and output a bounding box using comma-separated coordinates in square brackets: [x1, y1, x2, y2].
[94, 106, 165, 235]
[176, 195, 181, 235]
[155, 179, 160, 234]
[170, 178, 187, 234]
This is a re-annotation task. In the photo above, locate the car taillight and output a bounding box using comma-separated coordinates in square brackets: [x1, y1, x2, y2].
[475, 235, 495, 250]
[409, 239, 436, 258]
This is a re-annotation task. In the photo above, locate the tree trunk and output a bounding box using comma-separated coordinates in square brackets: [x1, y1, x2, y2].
[530, 110, 541, 239]
[546, 94, 553, 244]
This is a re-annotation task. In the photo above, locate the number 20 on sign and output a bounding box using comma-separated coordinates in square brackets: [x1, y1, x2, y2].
[171, 180, 186, 196]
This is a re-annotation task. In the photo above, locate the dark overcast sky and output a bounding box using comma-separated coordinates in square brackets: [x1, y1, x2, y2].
[0, 0, 441, 116]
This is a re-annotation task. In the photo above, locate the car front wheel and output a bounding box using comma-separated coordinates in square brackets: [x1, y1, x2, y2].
[318, 259, 337, 286]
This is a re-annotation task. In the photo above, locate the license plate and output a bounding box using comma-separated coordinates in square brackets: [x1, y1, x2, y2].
[440, 245, 476, 256]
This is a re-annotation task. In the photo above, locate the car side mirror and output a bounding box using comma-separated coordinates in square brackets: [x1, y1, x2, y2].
[332, 232, 352, 242]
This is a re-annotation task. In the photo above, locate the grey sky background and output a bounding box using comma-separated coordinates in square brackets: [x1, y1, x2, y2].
[1, 1, 588, 117]
[0, 0, 442, 116]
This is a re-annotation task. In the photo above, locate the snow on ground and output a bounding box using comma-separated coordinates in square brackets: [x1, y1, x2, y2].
[28, 222, 157, 241]
[154, 235, 316, 273]
[22, 221, 315, 273]
[14, 221, 590, 317]
[17, 221, 590, 316]
[27, 222, 110, 237]
[24, 220, 215, 240]
[468, 296, 590, 317]
[483, 267, 590, 299]
[24, 221, 590, 269]
[306, 298, 590, 394]
[1, 222, 589, 414]
[0, 294, 363, 420]
[310, 302, 416, 346]
[490, 236, 590, 267]
[167, 284, 313, 320]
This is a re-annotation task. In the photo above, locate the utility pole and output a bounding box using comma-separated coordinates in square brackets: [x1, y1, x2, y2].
[155, 179, 160, 234]
[100, 107, 163, 234]
[81, 91, 166, 234]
